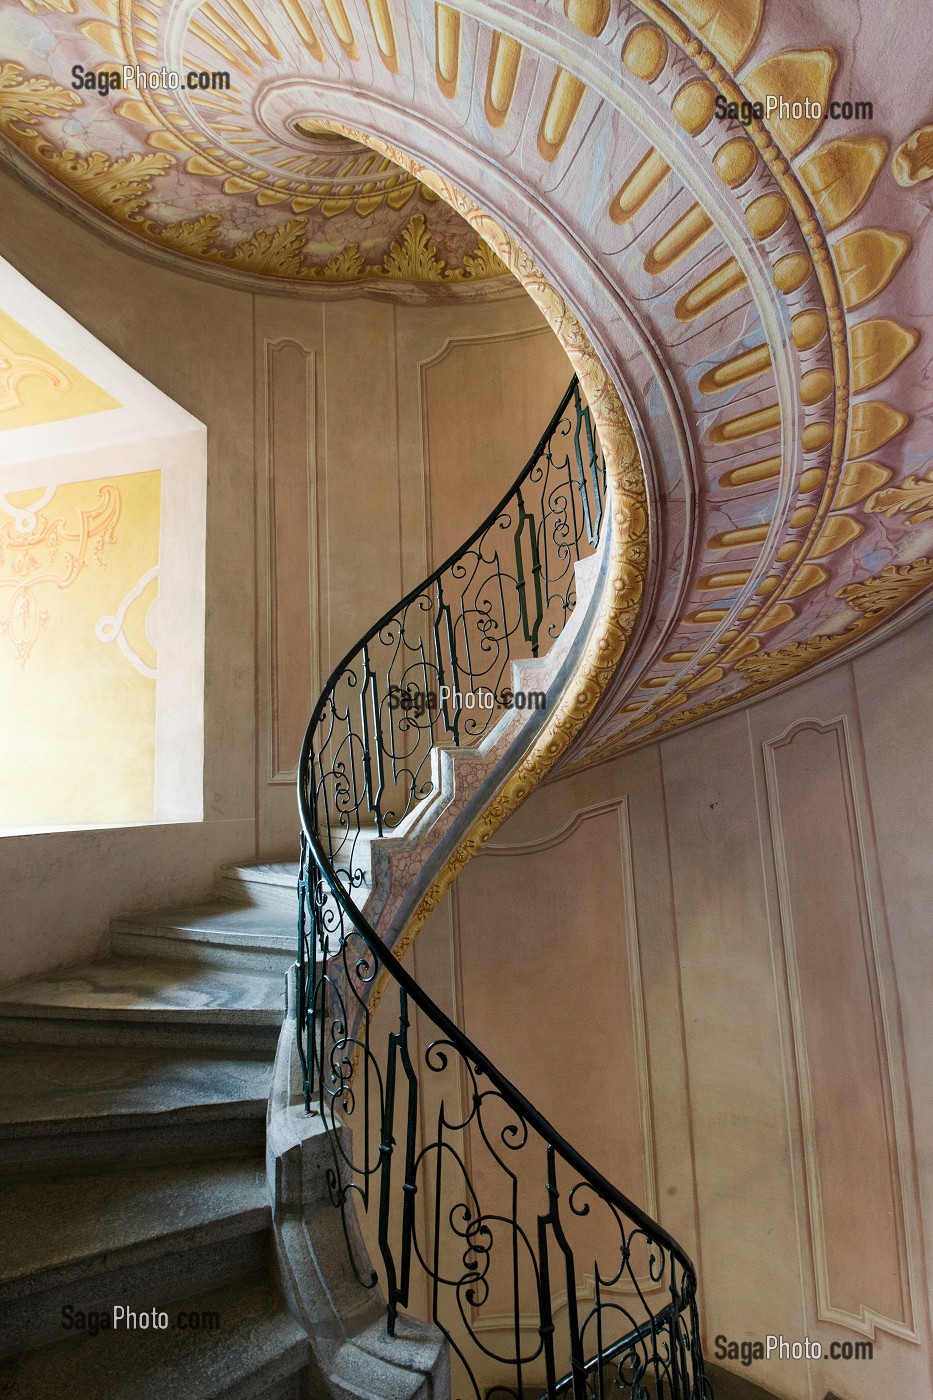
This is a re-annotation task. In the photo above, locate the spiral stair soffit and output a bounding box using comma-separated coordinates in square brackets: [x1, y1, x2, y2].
[0, 0, 930, 760]
[294, 123, 650, 958]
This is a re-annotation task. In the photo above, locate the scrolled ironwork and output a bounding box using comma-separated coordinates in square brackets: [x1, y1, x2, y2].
[297, 377, 712, 1399]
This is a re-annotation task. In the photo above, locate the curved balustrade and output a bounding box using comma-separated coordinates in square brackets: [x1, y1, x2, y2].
[297, 378, 712, 1400]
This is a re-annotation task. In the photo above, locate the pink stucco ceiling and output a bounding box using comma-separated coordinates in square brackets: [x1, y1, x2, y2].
[1, 0, 931, 761]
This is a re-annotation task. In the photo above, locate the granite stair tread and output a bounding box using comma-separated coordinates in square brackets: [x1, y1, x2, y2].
[112, 901, 293, 943]
[219, 861, 300, 891]
[0, 1158, 269, 1301]
[0, 1044, 271, 1134]
[0, 1273, 308, 1400]
[0, 955, 284, 1025]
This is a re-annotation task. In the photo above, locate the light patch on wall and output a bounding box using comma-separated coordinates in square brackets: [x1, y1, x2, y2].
[0, 309, 121, 431]
[0, 471, 160, 828]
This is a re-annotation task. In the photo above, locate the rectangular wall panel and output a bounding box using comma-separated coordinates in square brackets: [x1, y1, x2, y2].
[267, 339, 315, 779]
[421, 328, 570, 569]
[764, 716, 914, 1337]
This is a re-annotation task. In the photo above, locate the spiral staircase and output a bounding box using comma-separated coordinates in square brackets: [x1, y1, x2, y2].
[0, 381, 719, 1398]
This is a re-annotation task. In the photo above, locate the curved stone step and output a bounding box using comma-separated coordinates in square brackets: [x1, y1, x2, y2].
[0, 1044, 272, 1177]
[0, 1273, 308, 1399]
[329, 1313, 449, 1400]
[110, 901, 295, 974]
[704, 1361, 789, 1399]
[219, 862, 301, 911]
[0, 1159, 269, 1358]
[0, 956, 285, 1052]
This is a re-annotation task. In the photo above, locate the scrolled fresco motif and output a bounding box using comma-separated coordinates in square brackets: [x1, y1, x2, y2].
[0, 335, 68, 413]
[0, 484, 121, 666]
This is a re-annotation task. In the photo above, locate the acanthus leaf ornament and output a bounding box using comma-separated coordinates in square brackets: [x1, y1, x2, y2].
[865, 472, 933, 525]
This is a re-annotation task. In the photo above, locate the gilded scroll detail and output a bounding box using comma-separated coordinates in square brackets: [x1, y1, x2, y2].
[892, 124, 933, 187]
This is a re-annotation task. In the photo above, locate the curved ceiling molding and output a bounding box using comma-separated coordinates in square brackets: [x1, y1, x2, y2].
[0, 0, 930, 763]
[0, 5, 513, 298]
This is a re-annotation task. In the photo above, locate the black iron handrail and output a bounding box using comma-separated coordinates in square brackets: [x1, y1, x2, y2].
[296, 378, 711, 1399]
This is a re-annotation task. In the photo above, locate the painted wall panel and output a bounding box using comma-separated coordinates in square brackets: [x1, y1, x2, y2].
[0, 471, 160, 828]
[421, 327, 571, 568]
[414, 609, 933, 1399]
[660, 709, 809, 1398]
[764, 717, 911, 1334]
[267, 340, 316, 778]
[455, 803, 652, 1204]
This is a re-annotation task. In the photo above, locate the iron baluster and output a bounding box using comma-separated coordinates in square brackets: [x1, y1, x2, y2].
[570, 382, 596, 551]
[359, 644, 382, 837]
[558, 432, 584, 578]
[433, 574, 464, 742]
[378, 999, 402, 1334]
[513, 485, 545, 658]
[296, 832, 310, 1102]
[544, 1147, 587, 1400]
[536, 1207, 559, 1398]
[396, 987, 419, 1316]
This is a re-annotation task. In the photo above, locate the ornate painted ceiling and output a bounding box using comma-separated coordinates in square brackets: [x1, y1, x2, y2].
[0, 1, 511, 296]
[1, 0, 931, 763]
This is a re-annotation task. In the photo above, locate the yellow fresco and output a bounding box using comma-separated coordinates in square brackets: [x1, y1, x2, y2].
[0, 309, 121, 431]
[0, 471, 160, 827]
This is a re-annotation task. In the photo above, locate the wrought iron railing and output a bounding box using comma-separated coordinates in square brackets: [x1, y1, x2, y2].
[297, 378, 711, 1399]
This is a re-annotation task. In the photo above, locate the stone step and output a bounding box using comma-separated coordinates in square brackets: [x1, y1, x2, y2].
[110, 901, 295, 974]
[0, 1159, 270, 1358]
[704, 1362, 785, 1399]
[0, 1272, 308, 1398]
[0, 956, 285, 1052]
[219, 861, 300, 911]
[487, 1359, 782, 1400]
[0, 1043, 272, 1178]
[220, 850, 375, 911]
[329, 1312, 447, 1400]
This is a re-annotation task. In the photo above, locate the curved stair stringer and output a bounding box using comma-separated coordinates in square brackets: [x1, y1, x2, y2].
[266, 366, 652, 1399]
[361, 366, 650, 972]
[266, 976, 449, 1400]
[361, 544, 609, 956]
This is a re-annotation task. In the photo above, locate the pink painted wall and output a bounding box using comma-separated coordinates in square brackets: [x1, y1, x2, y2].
[415, 602, 933, 1400]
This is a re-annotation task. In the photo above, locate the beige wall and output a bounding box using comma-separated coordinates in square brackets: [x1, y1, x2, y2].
[0, 164, 571, 983]
[413, 603, 933, 1400]
[255, 294, 571, 849]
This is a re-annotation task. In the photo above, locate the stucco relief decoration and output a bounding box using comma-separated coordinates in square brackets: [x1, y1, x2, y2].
[0, 8, 510, 296]
[0, 0, 930, 761]
[0, 333, 69, 411]
[539, 0, 933, 770]
[0, 484, 121, 666]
